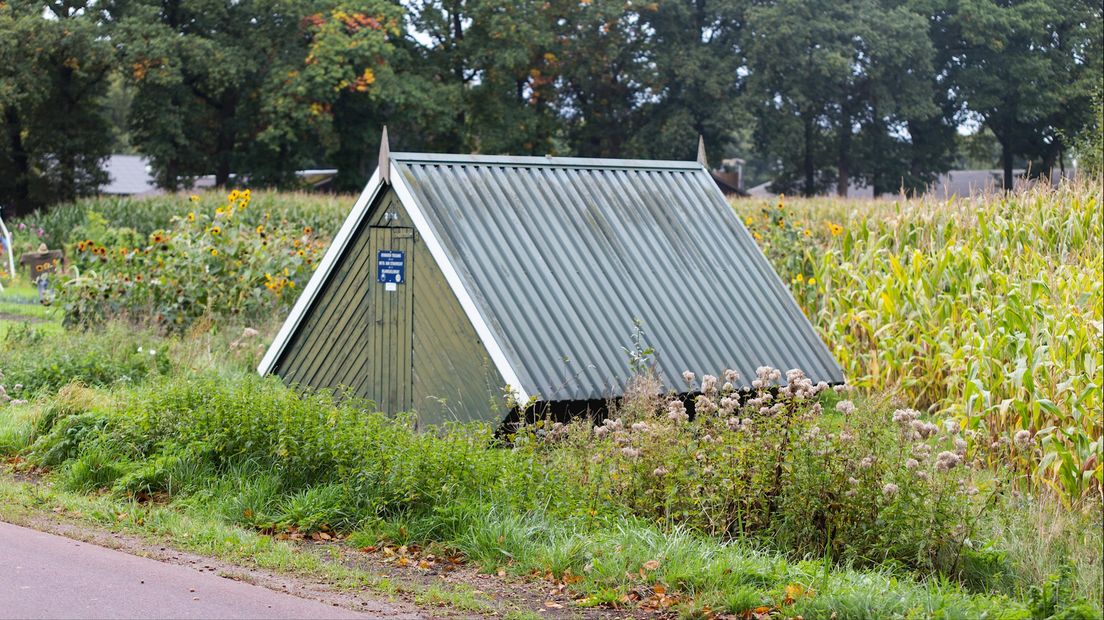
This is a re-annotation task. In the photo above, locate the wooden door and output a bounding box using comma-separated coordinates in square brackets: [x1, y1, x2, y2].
[367, 226, 414, 413]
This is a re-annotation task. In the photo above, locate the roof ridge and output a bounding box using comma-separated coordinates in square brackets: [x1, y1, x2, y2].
[389, 151, 703, 171]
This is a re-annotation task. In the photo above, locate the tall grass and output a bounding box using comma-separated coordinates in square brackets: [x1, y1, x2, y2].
[738, 180, 1104, 504]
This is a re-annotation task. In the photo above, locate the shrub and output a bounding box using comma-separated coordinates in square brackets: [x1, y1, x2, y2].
[517, 368, 979, 573]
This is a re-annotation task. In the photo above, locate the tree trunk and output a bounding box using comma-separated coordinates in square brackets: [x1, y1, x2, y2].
[215, 96, 238, 187]
[1001, 140, 1014, 191]
[3, 106, 33, 216]
[1041, 141, 1060, 185]
[837, 108, 851, 197]
[803, 113, 815, 197]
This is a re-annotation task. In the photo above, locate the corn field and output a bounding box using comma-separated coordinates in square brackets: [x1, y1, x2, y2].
[738, 180, 1103, 505]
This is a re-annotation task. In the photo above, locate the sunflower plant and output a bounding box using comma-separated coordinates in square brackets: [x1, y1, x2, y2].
[60, 190, 326, 331]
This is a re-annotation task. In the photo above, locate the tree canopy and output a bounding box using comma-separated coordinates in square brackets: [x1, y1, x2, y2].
[1, 0, 1100, 212]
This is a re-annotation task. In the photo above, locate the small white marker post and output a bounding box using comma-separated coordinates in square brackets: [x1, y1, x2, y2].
[0, 207, 15, 292]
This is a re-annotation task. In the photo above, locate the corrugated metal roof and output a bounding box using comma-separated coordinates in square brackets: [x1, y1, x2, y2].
[391, 152, 843, 401]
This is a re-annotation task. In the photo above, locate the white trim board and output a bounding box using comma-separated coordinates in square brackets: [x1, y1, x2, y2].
[257, 169, 383, 375]
[388, 163, 530, 404]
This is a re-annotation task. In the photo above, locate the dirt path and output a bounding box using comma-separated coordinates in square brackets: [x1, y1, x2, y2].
[0, 520, 417, 619]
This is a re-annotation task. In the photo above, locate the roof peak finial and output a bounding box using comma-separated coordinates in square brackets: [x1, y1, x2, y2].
[696, 134, 708, 168]
[379, 126, 391, 184]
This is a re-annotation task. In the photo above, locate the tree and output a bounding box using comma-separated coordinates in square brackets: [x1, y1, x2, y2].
[947, 0, 1103, 189]
[745, 0, 849, 196]
[106, 0, 305, 189]
[0, 1, 113, 216]
[857, 0, 953, 196]
[408, 0, 562, 155]
[629, 0, 749, 163]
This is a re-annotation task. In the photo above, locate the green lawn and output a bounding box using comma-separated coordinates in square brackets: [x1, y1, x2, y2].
[0, 279, 63, 338]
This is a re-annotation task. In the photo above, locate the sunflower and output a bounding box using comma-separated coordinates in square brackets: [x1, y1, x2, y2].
[210, 248, 219, 257]
[303, 226, 313, 235]
[828, 222, 843, 237]
[187, 212, 196, 222]
[189, 195, 200, 202]
[210, 226, 222, 236]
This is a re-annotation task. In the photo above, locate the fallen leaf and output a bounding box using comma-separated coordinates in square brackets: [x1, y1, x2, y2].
[544, 601, 562, 609]
[642, 559, 661, 571]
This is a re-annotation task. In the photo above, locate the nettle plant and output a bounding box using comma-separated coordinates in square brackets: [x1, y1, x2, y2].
[59, 191, 326, 331]
[528, 366, 984, 571]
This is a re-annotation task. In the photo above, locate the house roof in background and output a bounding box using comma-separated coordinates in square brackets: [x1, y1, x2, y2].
[746, 169, 1068, 199]
[102, 154, 160, 196]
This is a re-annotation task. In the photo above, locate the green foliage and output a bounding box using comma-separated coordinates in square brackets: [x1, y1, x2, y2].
[0, 324, 168, 396]
[0, 1, 114, 215]
[944, 0, 1102, 188]
[58, 191, 326, 330]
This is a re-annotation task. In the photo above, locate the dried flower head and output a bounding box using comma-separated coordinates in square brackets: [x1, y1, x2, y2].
[935, 451, 961, 472]
[836, 400, 856, 415]
[892, 409, 921, 425]
[882, 483, 899, 496]
[1013, 429, 1033, 450]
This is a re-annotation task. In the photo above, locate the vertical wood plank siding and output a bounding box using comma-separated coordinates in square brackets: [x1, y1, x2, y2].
[275, 188, 502, 422]
[410, 236, 506, 425]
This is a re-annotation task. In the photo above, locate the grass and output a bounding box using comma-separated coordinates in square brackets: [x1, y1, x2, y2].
[0, 475, 506, 613]
[1, 335, 1098, 617]
[0, 280, 63, 338]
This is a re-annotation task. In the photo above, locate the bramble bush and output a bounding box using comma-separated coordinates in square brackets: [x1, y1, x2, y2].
[59, 190, 327, 330]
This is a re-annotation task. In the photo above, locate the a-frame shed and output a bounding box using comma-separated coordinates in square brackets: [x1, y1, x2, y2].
[259, 138, 844, 425]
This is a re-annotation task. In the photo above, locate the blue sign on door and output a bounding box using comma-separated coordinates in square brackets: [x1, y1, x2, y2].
[377, 250, 405, 284]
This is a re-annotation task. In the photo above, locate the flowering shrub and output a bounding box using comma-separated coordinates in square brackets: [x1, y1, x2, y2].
[59, 190, 326, 330]
[521, 367, 978, 572]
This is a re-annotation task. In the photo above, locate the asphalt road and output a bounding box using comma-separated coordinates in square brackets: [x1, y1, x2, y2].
[0, 521, 387, 619]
